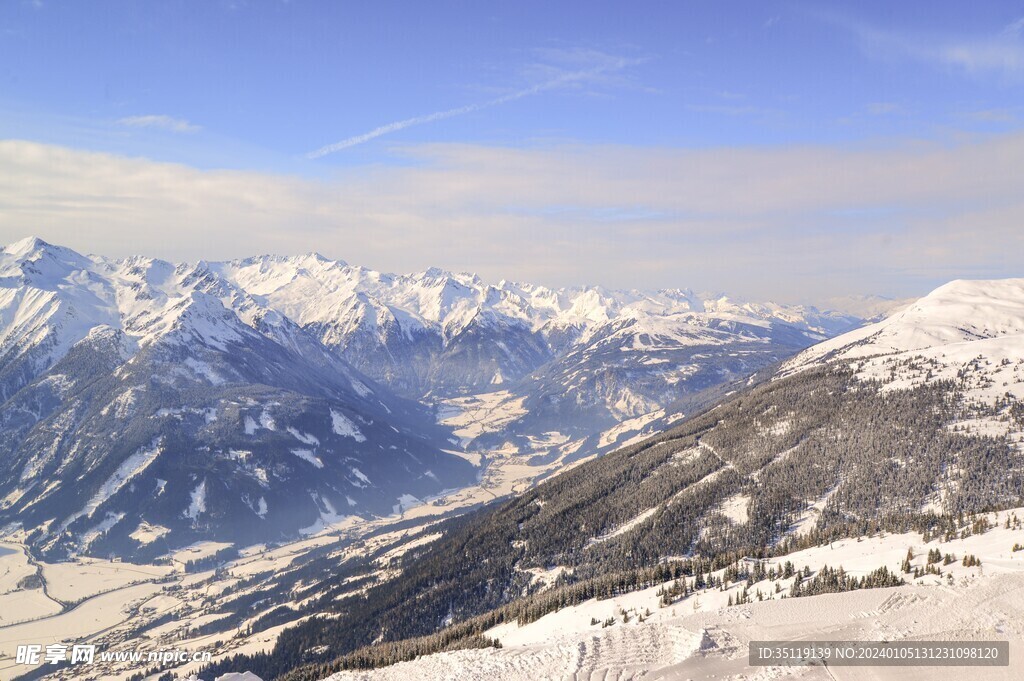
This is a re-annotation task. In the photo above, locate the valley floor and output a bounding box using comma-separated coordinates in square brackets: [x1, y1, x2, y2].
[0, 443, 571, 681]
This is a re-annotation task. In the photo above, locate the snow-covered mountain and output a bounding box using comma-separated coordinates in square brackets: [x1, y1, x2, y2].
[216, 255, 857, 399]
[784, 278, 1024, 421]
[11, 275, 1023, 681]
[0, 238, 476, 559]
[215, 253, 861, 460]
[216, 256, 554, 397]
[0, 237, 862, 559]
[790, 278, 1024, 368]
[201, 277, 1024, 681]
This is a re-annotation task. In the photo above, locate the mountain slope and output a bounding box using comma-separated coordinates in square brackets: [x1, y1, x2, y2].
[317, 513, 1024, 681]
[790, 277, 1024, 370]
[0, 239, 476, 559]
[198, 277, 1024, 680]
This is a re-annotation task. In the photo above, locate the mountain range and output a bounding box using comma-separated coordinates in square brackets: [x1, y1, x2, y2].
[0, 237, 872, 559]
[192, 277, 1024, 680]
[0, 238, 474, 559]
[1, 244, 1018, 681]
[214, 251, 868, 462]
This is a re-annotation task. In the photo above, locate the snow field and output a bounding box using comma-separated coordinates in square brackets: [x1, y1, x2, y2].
[326, 509, 1024, 680]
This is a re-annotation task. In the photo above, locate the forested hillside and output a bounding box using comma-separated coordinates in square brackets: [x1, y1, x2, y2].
[201, 360, 1024, 679]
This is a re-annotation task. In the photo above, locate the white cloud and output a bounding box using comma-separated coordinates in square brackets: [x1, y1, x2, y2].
[117, 115, 201, 133]
[1002, 16, 1024, 38]
[938, 41, 1024, 75]
[2, 134, 1024, 304]
[820, 11, 1024, 78]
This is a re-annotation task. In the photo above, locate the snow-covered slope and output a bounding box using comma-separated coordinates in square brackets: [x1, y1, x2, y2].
[784, 278, 1024, 437]
[0, 238, 476, 558]
[790, 278, 1024, 366]
[323, 509, 1024, 681]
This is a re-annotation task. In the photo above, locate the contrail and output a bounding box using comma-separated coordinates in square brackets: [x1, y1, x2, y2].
[307, 58, 635, 158]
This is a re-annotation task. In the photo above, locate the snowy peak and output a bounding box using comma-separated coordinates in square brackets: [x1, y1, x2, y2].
[0, 235, 98, 286]
[1, 235, 82, 263]
[790, 277, 1024, 368]
[211, 252, 862, 399]
[217, 253, 853, 344]
[2, 235, 49, 257]
[138, 289, 252, 351]
[885, 278, 1024, 348]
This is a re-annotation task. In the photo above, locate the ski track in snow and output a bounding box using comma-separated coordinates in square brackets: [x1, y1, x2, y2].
[325, 623, 703, 681]
[323, 510, 1024, 681]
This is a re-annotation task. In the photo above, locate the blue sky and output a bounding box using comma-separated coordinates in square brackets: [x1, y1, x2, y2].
[2, 1, 1024, 305]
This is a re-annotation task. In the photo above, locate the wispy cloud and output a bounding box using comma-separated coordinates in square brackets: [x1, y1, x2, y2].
[823, 11, 1024, 78]
[939, 41, 1024, 75]
[1002, 16, 1024, 38]
[307, 51, 642, 158]
[117, 115, 201, 133]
